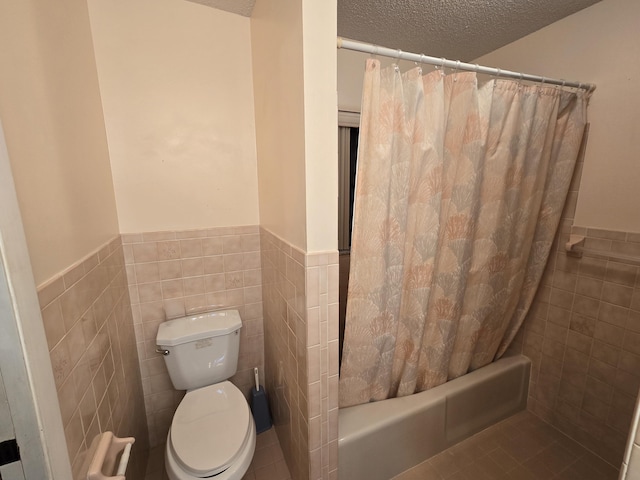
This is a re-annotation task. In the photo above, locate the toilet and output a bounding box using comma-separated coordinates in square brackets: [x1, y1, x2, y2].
[156, 309, 256, 480]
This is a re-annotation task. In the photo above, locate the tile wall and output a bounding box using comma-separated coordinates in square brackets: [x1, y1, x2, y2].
[510, 223, 640, 466]
[37, 236, 148, 479]
[122, 226, 264, 448]
[260, 228, 339, 480]
[306, 251, 340, 480]
[503, 127, 640, 467]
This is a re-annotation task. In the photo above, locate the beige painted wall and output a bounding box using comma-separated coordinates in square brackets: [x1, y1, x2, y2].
[338, 49, 416, 113]
[251, 0, 308, 251]
[87, 0, 259, 234]
[0, 0, 120, 286]
[302, 0, 339, 253]
[251, 0, 338, 253]
[475, 0, 640, 234]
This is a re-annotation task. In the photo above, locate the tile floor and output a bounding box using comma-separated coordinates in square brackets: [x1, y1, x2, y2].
[145, 412, 619, 480]
[144, 428, 291, 480]
[392, 411, 620, 480]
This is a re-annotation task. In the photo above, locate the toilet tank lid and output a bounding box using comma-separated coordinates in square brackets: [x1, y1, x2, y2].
[156, 309, 242, 347]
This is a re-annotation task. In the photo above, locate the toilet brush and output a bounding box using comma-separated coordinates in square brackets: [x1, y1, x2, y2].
[250, 367, 272, 433]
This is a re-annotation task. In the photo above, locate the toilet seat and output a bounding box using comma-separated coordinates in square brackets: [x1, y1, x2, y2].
[169, 381, 252, 477]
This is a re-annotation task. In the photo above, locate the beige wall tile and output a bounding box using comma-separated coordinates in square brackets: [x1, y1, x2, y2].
[158, 260, 182, 280]
[202, 237, 223, 256]
[524, 227, 640, 466]
[38, 276, 65, 309]
[157, 241, 181, 260]
[181, 258, 204, 277]
[135, 263, 160, 283]
[133, 243, 158, 263]
[179, 239, 202, 258]
[38, 236, 149, 472]
[260, 234, 339, 480]
[138, 282, 163, 303]
[161, 279, 184, 299]
[143, 231, 176, 242]
[42, 300, 66, 350]
[175, 229, 209, 239]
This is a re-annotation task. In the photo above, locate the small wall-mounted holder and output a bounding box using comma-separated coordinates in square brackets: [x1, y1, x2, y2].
[565, 234, 586, 258]
[85, 432, 135, 480]
[566, 232, 640, 265]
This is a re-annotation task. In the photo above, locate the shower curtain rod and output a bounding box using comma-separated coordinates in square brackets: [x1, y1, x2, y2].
[337, 37, 596, 92]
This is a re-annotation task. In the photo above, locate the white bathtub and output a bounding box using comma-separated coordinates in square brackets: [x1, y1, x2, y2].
[338, 354, 531, 480]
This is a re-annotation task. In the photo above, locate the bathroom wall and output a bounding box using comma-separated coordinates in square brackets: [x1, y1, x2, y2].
[0, 0, 120, 286]
[87, 0, 259, 233]
[251, 0, 338, 255]
[509, 218, 640, 466]
[300, 1, 339, 254]
[122, 226, 264, 447]
[251, 0, 308, 251]
[37, 237, 148, 479]
[473, 0, 640, 467]
[0, 144, 71, 479]
[0, 0, 148, 477]
[87, 0, 266, 451]
[499, 122, 638, 467]
[260, 229, 339, 480]
[475, 0, 640, 234]
[252, 0, 338, 477]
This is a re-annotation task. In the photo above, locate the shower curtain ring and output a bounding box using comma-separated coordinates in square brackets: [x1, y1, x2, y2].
[438, 57, 446, 76]
[416, 54, 425, 74]
[454, 60, 460, 81]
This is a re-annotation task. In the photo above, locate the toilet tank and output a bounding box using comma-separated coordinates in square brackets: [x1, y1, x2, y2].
[156, 309, 242, 391]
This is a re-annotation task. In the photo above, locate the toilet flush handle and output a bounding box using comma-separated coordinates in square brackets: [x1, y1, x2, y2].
[156, 347, 170, 356]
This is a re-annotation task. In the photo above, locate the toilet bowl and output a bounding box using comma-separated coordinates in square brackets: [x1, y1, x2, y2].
[164, 381, 256, 480]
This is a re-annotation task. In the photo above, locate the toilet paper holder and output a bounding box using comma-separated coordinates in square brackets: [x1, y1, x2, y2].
[85, 431, 135, 480]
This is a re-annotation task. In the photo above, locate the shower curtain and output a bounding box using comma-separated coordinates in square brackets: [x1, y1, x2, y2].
[339, 59, 588, 408]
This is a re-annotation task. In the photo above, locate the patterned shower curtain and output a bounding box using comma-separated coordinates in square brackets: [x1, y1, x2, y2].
[339, 59, 588, 408]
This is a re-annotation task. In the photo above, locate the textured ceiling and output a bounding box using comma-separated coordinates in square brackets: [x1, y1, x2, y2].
[186, 0, 601, 61]
[338, 0, 601, 61]
[185, 0, 255, 17]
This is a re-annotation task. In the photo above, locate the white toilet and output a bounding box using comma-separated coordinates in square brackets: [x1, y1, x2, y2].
[156, 309, 256, 480]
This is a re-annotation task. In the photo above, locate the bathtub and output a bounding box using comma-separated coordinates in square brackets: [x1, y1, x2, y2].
[338, 354, 531, 480]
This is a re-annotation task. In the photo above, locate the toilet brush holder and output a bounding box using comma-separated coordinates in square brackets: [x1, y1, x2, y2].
[250, 367, 272, 433]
